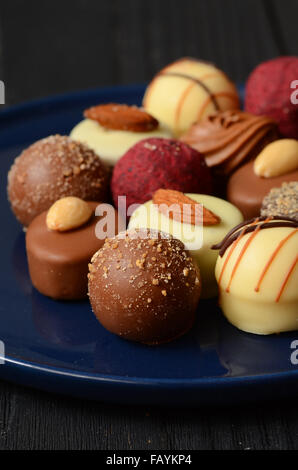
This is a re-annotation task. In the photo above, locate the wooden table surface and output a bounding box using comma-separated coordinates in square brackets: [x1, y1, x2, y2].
[0, 0, 298, 450]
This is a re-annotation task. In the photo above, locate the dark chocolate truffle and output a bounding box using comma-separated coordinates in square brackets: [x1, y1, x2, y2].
[88, 228, 201, 345]
[8, 135, 109, 226]
[26, 201, 119, 300]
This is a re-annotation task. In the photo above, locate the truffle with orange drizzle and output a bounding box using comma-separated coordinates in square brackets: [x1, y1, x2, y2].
[213, 216, 298, 334]
[143, 58, 240, 137]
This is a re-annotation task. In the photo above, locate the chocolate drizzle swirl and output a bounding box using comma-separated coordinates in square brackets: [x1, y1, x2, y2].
[181, 110, 279, 174]
[212, 216, 298, 257]
[160, 72, 220, 111]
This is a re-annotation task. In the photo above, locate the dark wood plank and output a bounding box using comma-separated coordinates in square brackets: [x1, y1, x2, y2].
[0, 378, 298, 450]
[269, 0, 298, 55]
[0, 0, 290, 105]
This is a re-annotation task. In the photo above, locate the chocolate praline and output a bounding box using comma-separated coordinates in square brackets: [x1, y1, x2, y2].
[261, 182, 298, 221]
[227, 160, 298, 219]
[181, 110, 278, 175]
[7, 135, 109, 226]
[88, 229, 201, 345]
[214, 217, 298, 334]
[128, 193, 243, 299]
[26, 202, 119, 300]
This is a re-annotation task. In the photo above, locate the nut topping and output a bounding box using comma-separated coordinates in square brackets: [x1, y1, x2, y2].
[153, 189, 220, 226]
[84, 103, 159, 132]
[254, 139, 298, 178]
[46, 197, 93, 232]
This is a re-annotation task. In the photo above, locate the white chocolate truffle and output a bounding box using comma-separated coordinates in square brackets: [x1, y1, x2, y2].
[70, 118, 172, 167]
[143, 58, 240, 137]
[215, 218, 298, 335]
[128, 193, 243, 298]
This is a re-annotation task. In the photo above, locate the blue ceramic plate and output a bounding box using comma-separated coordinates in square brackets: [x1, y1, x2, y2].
[0, 84, 298, 406]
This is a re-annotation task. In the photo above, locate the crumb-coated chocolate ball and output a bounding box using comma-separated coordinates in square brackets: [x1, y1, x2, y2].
[111, 138, 212, 210]
[88, 228, 201, 344]
[7, 135, 109, 226]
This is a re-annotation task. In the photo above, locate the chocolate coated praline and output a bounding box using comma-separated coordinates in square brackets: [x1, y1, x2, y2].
[261, 182, 298, 221]
[181, 110, 278, 174]
[8, 135, 109, 226]
[227, 160, 298, 219]
[88, 229, 201, 344]
[143, 57, 240, 136]
[214, 217, 298, 334]
[128, 193, 243, 299]
[26, 202, 119, 300]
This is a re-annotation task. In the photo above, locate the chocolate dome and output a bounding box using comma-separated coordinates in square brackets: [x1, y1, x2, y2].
[7, 135, 109, 226]
[88, 228, 201, 344]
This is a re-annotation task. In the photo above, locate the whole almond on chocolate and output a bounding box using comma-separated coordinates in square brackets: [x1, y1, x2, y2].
[153, 189, 220, 226]
[254, 139, 298, 178]
[84, 103, 159, 132]
[46, 197, 93, 232]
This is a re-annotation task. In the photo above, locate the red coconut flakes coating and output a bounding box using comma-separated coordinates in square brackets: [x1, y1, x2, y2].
[7, 135, 109, 226]
[88, 228, 201, 344]
[245, 56, 298, 139]
[111, 138, 212, 209]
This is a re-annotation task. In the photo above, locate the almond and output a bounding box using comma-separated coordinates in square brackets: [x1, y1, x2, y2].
[254, 139, 298, 178]
[152, 189, 220, 226]
[84, 103, 159, 132]
[46, 197, 93, 232]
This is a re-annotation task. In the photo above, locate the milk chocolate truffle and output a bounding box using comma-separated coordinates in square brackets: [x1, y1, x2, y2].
[88, 229, 201, 344]
[143, 57, 240, 137]
[7, 135, 109, 226]
[128, 191, 243, 298]
[26, 198, 120, 300]
[181, 110, 278, 174]
[214, 217, 298, 335]
[227, 160, 298, 219]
